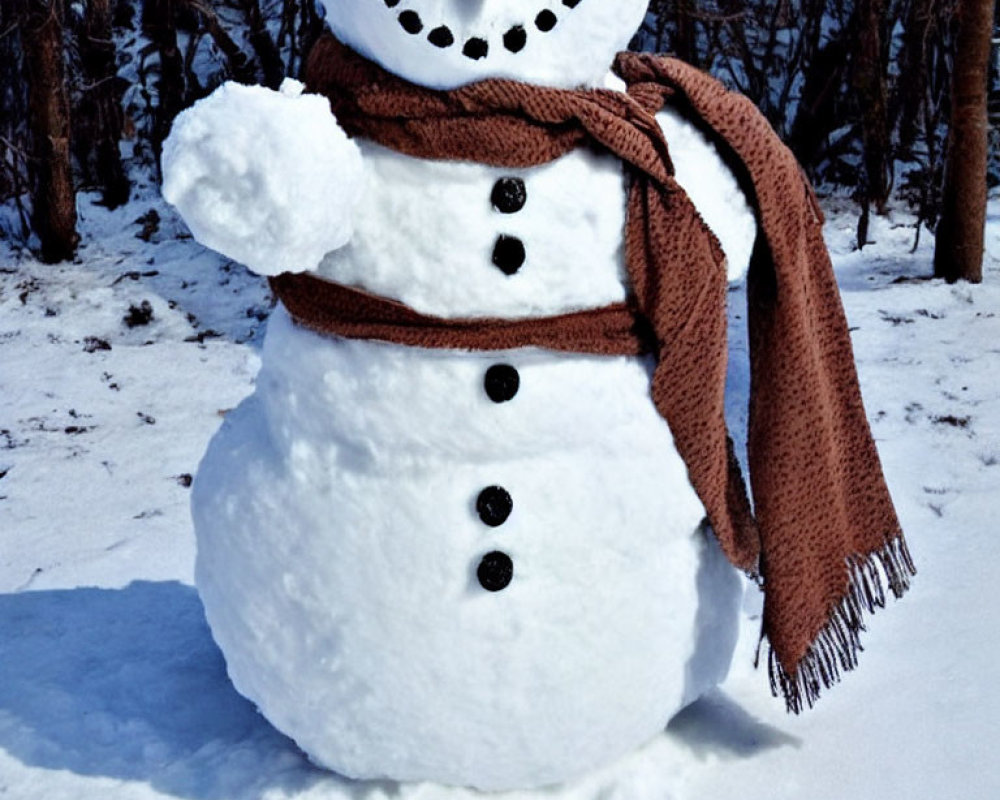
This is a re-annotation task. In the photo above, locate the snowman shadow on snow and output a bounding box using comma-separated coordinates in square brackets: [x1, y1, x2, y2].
[0, 582, 796, 799]
[0, 582, 301, 799]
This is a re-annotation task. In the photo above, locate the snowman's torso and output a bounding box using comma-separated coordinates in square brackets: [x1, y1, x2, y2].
[193, 108, 749, 791]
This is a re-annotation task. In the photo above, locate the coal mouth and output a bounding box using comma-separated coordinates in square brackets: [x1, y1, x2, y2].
[380, 0, 584, 60]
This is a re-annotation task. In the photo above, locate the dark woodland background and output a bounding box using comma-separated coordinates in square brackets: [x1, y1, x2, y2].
[1, 1, 997, 278]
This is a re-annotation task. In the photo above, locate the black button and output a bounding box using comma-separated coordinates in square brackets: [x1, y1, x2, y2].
[492, 235, 525, 275]
[477, 486, 513, 527]
[491, 178, 527, 213]
[484, 364, 519, 403]
[477, 551, 514, 592]
[535, 10, 558, 32]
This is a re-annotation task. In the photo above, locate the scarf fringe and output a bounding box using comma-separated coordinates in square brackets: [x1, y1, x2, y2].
[768, 535, 916, 713]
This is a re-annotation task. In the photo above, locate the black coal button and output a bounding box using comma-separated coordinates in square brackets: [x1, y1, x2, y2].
[463, 37, 489, 60]
[503, 25, 527, 53]
[477, 551, 514, 592]
[428, 25, 454, 48]
[491, 177, 527, 213]
[477, 486, 513, 527]
[484, 364, 520, 403]
[535, 10, 558, 31]
[492, 235, 526, 275]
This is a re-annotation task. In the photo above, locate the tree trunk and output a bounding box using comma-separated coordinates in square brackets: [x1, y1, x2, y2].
[22, 0, 78, 263]
[241, 0, 285, 89]
[176, 0, 253, 86]
[853, 0, 891, 244]
[893, 0, 938, 155]
[142, 0, 184, 158]
[297, 0, 325, 74]
[788, 33, 851, 169]
[934, 0, 992, 283]
[673, 0, 699, 67]
[80, 0, 130, 208]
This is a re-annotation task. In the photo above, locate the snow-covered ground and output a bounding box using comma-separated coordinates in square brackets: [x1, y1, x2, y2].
[1, 182, 998, 799]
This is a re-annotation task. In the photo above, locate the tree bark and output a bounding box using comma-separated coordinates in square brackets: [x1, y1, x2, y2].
[853, 0, 891, 241]
[673, 0, 699, 68]
[22, 0, 78, 263]
[934, 0, 992, 283]
[788, 31, 851, 170]
[142, 0, 184, 158]
[182, 0, 255, 85]
[296, 0, 325, 74]
[893, 0, 939, 155]
[241, 0, 285, 89]
[79, 0, 130, 208]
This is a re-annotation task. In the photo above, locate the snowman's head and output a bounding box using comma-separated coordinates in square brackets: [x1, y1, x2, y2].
[317, 0, 649, 90]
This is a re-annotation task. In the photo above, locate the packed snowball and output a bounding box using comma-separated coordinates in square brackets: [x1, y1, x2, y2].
[161, 79, 364, 276]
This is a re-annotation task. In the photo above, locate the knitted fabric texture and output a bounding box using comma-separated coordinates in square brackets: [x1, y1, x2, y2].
[273, 33, 915, 711]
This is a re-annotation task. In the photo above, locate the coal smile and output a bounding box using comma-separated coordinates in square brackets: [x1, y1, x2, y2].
[381, 0, 583, 60]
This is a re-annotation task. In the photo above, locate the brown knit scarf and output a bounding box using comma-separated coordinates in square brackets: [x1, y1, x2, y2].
[271, 33, 915, 712]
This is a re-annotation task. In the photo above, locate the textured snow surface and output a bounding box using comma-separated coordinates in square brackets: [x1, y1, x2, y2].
[193, 307, 742, 790]
[656, 108, 758, 281]
[161, 80, 363, 276]
[2, 185, 1000, 798]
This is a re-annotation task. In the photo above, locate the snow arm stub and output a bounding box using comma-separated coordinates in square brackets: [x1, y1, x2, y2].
[161, 79, 365, 276]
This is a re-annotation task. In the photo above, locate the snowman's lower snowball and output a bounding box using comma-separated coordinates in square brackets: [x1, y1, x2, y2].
[193, 308, 743, 791]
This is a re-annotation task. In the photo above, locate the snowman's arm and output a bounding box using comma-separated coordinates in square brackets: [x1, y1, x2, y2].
[655, 108, 757, 284]
[161, 80, 365, 277]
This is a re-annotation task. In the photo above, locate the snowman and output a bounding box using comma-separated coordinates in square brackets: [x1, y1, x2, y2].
[159, 0, 890, 792]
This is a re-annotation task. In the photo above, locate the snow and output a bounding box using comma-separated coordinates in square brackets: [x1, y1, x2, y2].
[656, 107, 757, 282]
[193, 301, 742, 790]
[3, 178, 999, 797]
[161, 79, 363, 276]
